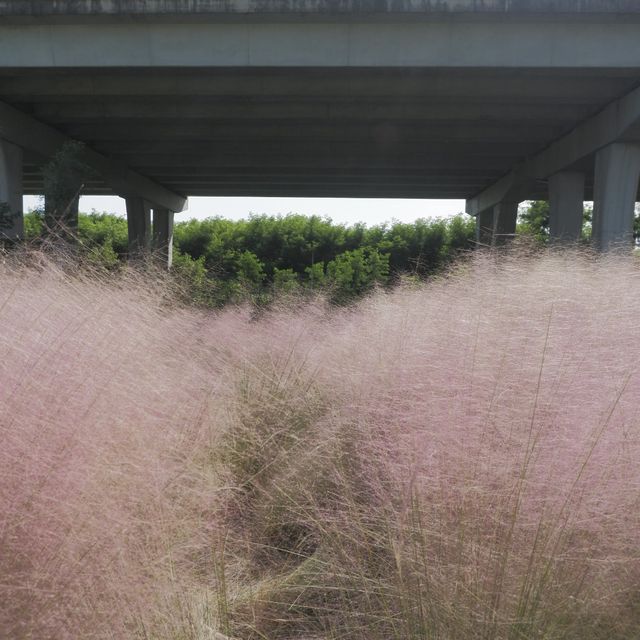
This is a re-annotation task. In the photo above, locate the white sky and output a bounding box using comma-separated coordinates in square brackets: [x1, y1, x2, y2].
[24, 195, 467, 227]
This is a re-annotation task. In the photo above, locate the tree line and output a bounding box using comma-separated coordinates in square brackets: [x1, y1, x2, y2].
[23, 210, 475, 305]
[26, 199, 634, 307]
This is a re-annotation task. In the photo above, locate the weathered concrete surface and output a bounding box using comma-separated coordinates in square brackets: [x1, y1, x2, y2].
[126, 197, 151, 254]
[3, 1, 640, 20]
[466, 78, 640, 216]
[592, 143, 640, 251]
[9, 64, 640, 202]
[549, 172, 585, 243]
[0, 100, 186, 211]
[4, 21, 640, 67]
[0, 0, 639, 249]
[0, 138, 23, 240]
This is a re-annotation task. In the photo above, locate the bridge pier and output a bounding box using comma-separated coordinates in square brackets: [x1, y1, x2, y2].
[126, 196, 151, 257]
[476, 208, 493, 246]
[126, 198, 174, 267]
[592, 143, 640, 252]
[548, 172, 585, 243]
[476, 200, 519, 247]
[0, 138, 23, 241]
[493, 200, 519, 246]
[152, 207, 174, 269]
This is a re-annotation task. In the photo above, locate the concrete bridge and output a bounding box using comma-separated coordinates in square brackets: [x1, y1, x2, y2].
[2, 1, 640, 260]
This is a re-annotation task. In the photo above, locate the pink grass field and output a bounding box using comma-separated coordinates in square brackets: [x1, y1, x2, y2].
[1, 249, 639, 639]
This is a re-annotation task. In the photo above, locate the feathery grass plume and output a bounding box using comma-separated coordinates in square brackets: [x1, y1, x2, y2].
[213, 249, 640, 640]
[0, 249, 237, 639]
[1, 246, 639, 639]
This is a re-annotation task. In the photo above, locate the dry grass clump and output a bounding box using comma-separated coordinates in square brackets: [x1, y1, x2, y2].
[1, 248, 639, 639]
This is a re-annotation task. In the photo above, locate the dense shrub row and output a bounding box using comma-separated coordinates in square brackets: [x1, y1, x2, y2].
[24, 210, 475, 305]
[26, 198, 640, 307]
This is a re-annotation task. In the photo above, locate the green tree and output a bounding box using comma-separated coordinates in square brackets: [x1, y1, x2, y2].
[171, 251, 215, 306]
[78, 211, 128, 257]
[42, 141, 95, 238]
[518, 201, 602, 243]
[518, 200, 550, 242]
[305, 262, 326, 289]
[23, 211, 44, 240]
[236, 250, 266, 289]
[273, 268, 300, 295]
[326, 248, 389, 303]
[22, 210, 476, 305]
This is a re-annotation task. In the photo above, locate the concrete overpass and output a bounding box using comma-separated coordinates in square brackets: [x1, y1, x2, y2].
[2, 1, 640, 259]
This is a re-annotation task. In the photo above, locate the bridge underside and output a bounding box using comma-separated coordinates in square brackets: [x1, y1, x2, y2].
[3, 2, 640, 257]
[4, 66, 640, 201]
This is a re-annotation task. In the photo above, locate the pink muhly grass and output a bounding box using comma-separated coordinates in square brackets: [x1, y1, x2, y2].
[213, 250, 640, 639]
[1, 248, 640, 639]
[0, 254, 233, 639]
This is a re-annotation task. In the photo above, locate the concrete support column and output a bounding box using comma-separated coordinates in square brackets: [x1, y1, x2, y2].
[0, 138, 23, 241]
[152, 207, 174, 269]
[476, 208, 494, 246]
[492, 200, 518, 245]
[476, 200, 518, 247]
[549, 171, 585, 243]
[592, 143, 640, 251]
[126, 197, 151, 257]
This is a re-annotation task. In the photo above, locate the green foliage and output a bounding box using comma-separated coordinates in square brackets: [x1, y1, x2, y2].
[24, 209, 127, 268]
[42, 141, 95, 234]
[447, 214, 476, 251]
[78, 211, 128, 257]
[516, 200, 639, 244]
[171, 251, 215, 307]
[273, 268, 300, 295]
[518, 201, 550, 242]
[304, 262, 326, 289]
[326, 248, 390, 303]
[236, 250, 266, 289]
[170, 212, 475, 305]
[86, 237, 120, 270]
[25, 210, 475, 305]
[23, 211, 44, 240]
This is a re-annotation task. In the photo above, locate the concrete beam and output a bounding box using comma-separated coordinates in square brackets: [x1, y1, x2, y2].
[0, 101, 186, 212]
[27, 156, 510, 172]
[549, 171, 585, 243]
[467, 80, 640, 216]
[92, 141, 526, 160]
[0, 138, 23, 241]
[3, 21, 640, 68]
[5, 72, 629, 101]
[466, 169, 531, 218]
[592, 143, 640, 252]
[61, 121, 562, 144]
[29, 101, 598, 123]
